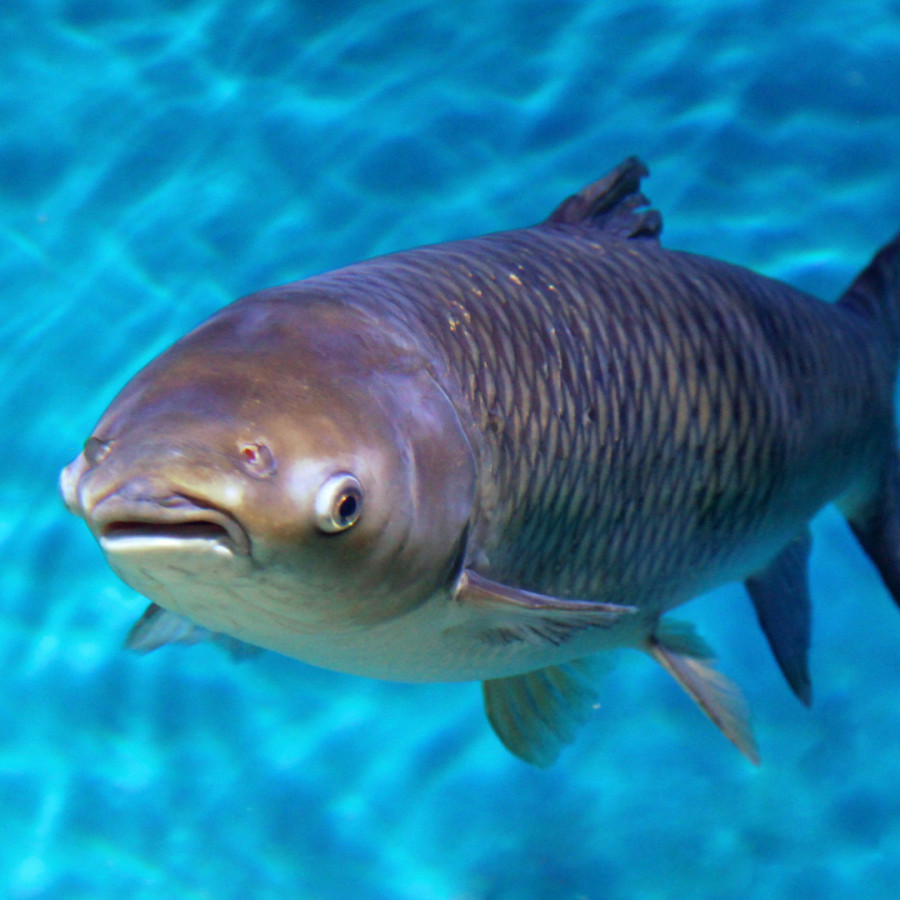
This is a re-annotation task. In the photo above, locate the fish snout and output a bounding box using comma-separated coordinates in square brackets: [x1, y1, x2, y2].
[59, 452, 90, 515]
[60, 434, 252, 556]
[59, 437, 120, 517]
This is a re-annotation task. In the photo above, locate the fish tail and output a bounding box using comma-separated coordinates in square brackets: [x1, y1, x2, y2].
[839, 229, 900, 355]
[839, 230, 900, 606]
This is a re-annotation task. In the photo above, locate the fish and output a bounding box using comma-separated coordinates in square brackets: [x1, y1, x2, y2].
[59, 157, 900, 767]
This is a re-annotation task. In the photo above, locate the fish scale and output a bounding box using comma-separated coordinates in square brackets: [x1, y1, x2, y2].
[321, 223, 870, 614]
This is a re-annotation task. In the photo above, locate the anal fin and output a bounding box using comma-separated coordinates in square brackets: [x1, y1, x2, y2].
[483, 659, 602, 767]
[647, 620, 759, 765]
[745, 530, 813, 706]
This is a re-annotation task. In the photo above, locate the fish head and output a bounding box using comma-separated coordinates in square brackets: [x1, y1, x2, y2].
[60, 291, 477, 650]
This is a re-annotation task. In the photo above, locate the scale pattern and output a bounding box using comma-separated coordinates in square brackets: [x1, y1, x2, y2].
[316, 225, 882, 612]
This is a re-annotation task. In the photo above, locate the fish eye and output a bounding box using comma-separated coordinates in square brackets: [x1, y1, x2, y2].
[314, 473, 363, 533]
[238, 442, 276, 478]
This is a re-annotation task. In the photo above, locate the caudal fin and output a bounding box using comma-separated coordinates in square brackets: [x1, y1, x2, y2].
[846, 455, 900, 609]
[839, 229, 900, 353]
[839, 231, 900, 607]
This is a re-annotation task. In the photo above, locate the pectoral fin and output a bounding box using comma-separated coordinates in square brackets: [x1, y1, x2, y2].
[647, 620, 759, 765]
[745, 530, 813, 706]
[483, 659, 603, 767]
[456, 570, 638, 647]
[125, 603, 261, 660]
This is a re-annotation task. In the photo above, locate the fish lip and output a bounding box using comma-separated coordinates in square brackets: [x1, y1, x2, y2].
[90, 495, 252, 557]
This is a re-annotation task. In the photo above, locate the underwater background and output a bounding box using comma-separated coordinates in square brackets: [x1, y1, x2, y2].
[4, 0, 900, 897]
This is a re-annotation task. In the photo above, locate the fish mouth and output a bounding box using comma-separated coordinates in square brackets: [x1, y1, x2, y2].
[93, 498, 251, 557]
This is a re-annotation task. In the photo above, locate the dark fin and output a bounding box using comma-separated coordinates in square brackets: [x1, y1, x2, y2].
[545, 156, 662, 240]
[838, 229, 900, 352]
[483, 659, 602, 767]
[456, 570, 637, 648]
[125, 603, 262, 660]
[646, 620, 760, 765]
[744, 531, 813, 706]
[847, 452, 900, 608]
[840, 230, 900, 603]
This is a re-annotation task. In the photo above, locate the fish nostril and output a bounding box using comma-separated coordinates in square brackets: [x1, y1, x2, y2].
[238, 441, 277, 478]
[84, 436, 113, 466]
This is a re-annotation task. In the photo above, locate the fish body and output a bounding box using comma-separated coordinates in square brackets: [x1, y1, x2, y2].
[61, 159, 900, 765]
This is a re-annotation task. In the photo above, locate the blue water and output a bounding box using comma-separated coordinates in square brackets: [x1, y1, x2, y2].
[4, 0, 900, 896]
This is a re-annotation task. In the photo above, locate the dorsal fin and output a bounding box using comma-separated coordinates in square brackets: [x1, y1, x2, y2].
[545, 156, 662, 240]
